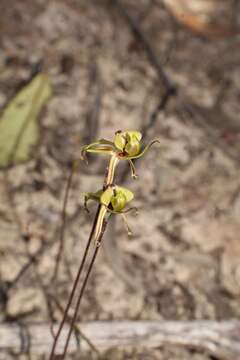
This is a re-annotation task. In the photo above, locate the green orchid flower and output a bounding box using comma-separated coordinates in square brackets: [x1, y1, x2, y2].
[81, 130, 159, 179]
[84, 185, 136, 245]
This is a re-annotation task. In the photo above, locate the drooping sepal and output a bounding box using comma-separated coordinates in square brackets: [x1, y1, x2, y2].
[80, 139, 115, 163]
[83, 190, 103, 212]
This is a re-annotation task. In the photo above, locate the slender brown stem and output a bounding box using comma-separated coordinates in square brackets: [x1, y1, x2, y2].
[61, 217, 108, 359]
[50, 154, 118, 359]
[52, 163, 77, 282]
[50, 295, 100, 355]
[48, 206, 100, 360]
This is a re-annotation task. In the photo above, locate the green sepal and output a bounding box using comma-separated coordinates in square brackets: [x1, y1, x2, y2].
[111, 191, 127, 212]
[81, 139, 115, 162]
[115, 186, 134, 202]
[125, 131, 142, 142]
[100, 187, 114, 207]
[125, 138, 141, 157]
[125, 140, 160, 160]
[114, 132, 126, 151]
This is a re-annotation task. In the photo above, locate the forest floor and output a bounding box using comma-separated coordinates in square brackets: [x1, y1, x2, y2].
[0, 0, 240, 359]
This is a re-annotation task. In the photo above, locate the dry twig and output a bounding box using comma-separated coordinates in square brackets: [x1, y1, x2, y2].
[0, 320, 240, 359]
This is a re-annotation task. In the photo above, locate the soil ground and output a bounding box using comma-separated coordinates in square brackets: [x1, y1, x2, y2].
[0, 1, 240, 359]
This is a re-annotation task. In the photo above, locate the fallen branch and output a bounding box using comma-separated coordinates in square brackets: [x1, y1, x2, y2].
[1, 320, 240, 359]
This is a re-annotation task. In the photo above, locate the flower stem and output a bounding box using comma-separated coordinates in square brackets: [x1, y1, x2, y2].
[62, 217, 108, 359]
[48, 205, 100, 360]
[49, 153, 119, 359]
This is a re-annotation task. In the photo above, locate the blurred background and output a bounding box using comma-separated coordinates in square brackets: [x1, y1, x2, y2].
[0, 0, 240, 359]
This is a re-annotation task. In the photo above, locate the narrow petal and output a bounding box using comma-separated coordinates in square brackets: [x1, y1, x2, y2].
[128, 159, 138, 179]
[121, 213, 133, 236]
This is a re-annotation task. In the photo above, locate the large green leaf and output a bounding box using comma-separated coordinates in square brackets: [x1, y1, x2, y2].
[0, 74, 52, 168]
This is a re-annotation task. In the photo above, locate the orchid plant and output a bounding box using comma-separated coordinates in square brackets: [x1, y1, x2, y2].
[49, 130, 158, 360]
